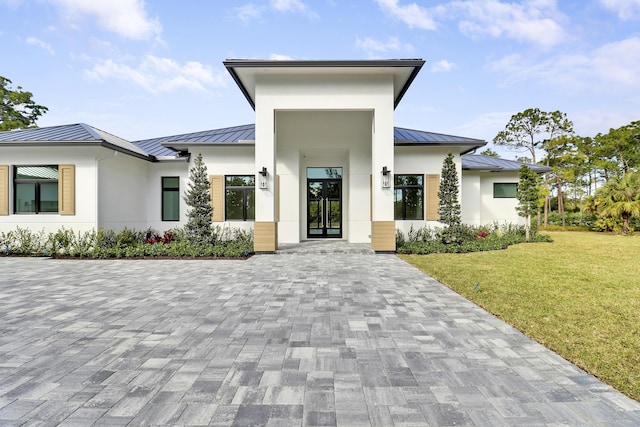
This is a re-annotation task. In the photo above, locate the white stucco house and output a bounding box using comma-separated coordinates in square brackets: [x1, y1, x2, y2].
[0, 59, 549, 252]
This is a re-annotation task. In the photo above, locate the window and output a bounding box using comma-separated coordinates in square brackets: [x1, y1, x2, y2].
[14, 166, 59, 213]
[162, 177, 180, 221]
[226, 175, 255, 221]
[494, 183, 518, 198]
[394, 175, 424, 220]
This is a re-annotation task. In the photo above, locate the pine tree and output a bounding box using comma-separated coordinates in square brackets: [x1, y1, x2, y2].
[438, 152, 461, 227]
[184, 153, 213, 242]
[516, 165, 541, 241]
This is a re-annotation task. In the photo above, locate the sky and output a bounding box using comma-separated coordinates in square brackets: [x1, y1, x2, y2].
[1, 0, 639, 158]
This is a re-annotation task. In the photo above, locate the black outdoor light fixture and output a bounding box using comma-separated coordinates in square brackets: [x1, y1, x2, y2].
[382, 166, 391, 188]
[259, 167, 268, 189]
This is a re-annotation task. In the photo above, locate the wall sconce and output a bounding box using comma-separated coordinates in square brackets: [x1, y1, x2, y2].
[259, 167, 268, 189]
[382, 166, 391, 188]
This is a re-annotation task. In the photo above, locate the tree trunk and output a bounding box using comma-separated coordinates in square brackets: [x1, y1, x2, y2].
[526, 214, 531, 242]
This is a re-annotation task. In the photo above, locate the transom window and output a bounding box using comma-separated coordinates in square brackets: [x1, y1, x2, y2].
[14, 166, 59, 213]
[162, 177, 180, 221]
[394, 175, 424, 220]
[494, 183, 518, 198]
[225, 175, 255, 221]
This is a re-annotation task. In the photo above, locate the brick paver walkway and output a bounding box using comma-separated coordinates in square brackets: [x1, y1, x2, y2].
[1, 254, 639, 426]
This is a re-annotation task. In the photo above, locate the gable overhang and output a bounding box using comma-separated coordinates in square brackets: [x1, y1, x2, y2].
[0, 140, 155, 161]
[223, 59, 426, 110]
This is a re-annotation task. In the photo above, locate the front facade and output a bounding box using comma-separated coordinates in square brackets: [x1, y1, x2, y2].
[0, 59, 548, 252]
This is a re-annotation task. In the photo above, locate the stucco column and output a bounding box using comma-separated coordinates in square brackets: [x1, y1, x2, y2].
[254, 106, 277, 252]
[371, 106, 395, 251]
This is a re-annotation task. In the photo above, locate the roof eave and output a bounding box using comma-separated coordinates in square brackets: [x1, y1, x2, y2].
[223, 59, 426, 111]
[0, 140, 155, 162]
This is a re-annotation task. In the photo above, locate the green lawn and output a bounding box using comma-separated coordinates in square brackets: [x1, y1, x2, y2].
[400, 231, 640, 401]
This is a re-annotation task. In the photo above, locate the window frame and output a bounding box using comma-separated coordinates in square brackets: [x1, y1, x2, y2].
[493, 182, 518, 198]
[394, 174, 424, 220]
[225, 175, 255, 221]
[13, 165, 59, 214]
[161, 176, 180, 221]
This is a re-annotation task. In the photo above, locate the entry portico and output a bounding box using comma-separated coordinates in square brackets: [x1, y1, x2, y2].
[224, 59, 425, 252]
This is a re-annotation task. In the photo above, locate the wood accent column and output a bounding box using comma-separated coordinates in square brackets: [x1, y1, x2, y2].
[371, 220, 395, 252]
[254, 221, 277, 253]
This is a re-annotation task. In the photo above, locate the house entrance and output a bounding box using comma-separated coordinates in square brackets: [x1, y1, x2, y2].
[307, 167, 342, 238]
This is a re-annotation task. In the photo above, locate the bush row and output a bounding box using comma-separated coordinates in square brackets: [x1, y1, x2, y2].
[396, 223, 551, 255]
[0, 226, 254, 258]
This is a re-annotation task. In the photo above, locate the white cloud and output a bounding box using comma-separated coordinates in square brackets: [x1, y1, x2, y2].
[431, 59, 456, 73]
[49, 0, 162, 40]
[236, 4, 263, 22]
[488, 36, 640, 91]
[25, 36, 55, 55]
[450, 0, 567, 48]
[355, 36, 414, 58]
[599, 0, 640, 20]
[84, 55, 227, 94]
[373, 0, 437, 30]
[269, 53, 295, 60]
[270, 0, 306, 12]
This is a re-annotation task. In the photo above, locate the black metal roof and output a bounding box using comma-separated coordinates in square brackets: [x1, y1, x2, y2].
[462, 155, 552, 173]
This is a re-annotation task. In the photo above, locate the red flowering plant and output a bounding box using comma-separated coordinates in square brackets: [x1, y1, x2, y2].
[146, 231, 174, 244]
[476, 230, 489, 239]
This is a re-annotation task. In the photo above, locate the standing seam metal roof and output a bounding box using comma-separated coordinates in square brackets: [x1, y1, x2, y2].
[462, 155, 552, 173]
[132, 124, 487, 156]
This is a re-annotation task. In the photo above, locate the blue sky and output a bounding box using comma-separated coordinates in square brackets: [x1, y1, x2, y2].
[1, 0, 639, 157]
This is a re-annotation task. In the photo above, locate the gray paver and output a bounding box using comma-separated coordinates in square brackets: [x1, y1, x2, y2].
[1, 251, 640, 426]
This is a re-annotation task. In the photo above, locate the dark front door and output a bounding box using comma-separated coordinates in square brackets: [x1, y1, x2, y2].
[307, 168, 342, 238]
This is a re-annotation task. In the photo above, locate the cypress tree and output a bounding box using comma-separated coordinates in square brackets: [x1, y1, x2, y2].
[184, 153, 213, 242]
[438, 152, 462, 227]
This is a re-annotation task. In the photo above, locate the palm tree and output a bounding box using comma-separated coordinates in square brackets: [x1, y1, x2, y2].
[595, 172, 640, 235]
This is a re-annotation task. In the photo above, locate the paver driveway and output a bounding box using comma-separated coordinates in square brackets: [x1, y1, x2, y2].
[0, 254, 639, 426]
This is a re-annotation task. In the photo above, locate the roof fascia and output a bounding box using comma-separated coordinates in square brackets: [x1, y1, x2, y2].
[223, 59, 426, 111]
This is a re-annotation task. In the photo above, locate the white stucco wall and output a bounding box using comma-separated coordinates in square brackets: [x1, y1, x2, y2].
[97, 150, 152, 231]
[198, 146, 256, 234]
[0, 146, 100, 234]
[394, 146, 462, 235]
[254, 73, 395, 243]
[145, 160, 189, 232]
[479, 172, 522, 225]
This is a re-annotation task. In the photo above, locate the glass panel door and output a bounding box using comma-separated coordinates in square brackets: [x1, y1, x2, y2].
[307, 176, 342, 238]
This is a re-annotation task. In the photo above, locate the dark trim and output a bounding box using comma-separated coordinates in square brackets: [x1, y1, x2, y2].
[223, 58, 426, 111]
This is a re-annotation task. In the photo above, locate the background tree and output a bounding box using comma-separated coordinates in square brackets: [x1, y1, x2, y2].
[0, 76, 48, 131]
[184, 153, 213, 242]
[594, 172, 640, 235]
[438, 152, 461, 228]
[479, 148, 499, 157]
[516, 165, 542, 241]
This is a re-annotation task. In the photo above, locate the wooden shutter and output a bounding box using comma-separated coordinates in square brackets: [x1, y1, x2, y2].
[58, 165, 75, 215]
[210, 175, 224, 222]
[0, 165, 8, 215]
[426, 174, 440, 221]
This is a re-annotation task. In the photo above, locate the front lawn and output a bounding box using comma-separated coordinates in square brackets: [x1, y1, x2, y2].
[400, 231, 640, 401]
